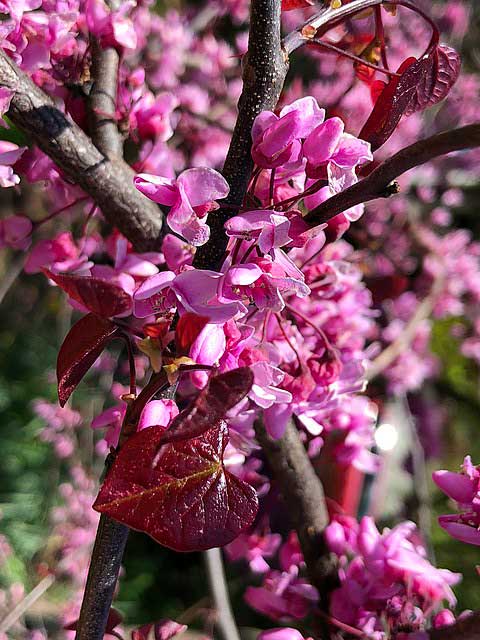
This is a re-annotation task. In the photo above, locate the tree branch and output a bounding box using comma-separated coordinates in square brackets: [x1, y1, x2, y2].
[365, 273, 444, 381]
[283, 0, 383, 54]
[193, 0, 289, 270]
[305, 124, 480, 226]
[254, 420, 337, 623]
[0, 50, 162, 251]
[89, 41, 123, 158]
[204, 548, 241, 640]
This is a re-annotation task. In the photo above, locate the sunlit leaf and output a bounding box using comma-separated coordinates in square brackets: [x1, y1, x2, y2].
[57, 313, 119, 406]
[43, 270, 132, 318]
[93, 421, 259, 551]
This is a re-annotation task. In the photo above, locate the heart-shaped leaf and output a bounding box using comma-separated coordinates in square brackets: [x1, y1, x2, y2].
[57, 313, 119, 406]
[161, 367, 254, 444]
[44, 269, 132, 318]
[93, 421, 259, 551]
[359, 57, 417, 151]
[360, 44, 460, 151]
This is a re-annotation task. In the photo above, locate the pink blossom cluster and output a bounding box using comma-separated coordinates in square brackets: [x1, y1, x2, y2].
[324, 516, 460, 639]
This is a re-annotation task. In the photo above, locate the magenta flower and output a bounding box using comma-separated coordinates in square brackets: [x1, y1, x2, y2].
[0, 141, 26, 188]
[132, 271, 176, 318]
[251, 97, 325, 169]
[433, 456, 480, 546]
[258, 629, 307, 640]
[189, 322, 226, 388]
[171, 269, 247, 323]
[25, 231, 94, 275]
[86, 0, 137, 50]
[225, 210, 292, 253]
[0, 215, 32, 250]
[244, 566, 318, 621]
[134, 168, 229, 246]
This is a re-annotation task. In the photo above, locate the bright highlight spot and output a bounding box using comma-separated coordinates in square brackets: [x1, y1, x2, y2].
[375, 423, 398, 452]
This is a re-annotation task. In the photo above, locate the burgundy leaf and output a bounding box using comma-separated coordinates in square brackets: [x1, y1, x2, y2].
[57, 313, 119, 406]
[359, 57, 418, 151]
[43, 269, 132, 318]
[65, 607, 123, 636]
[159, 367, 254, 444]
[404, 44, 461, 116]
[175, 312, 210, 355]
[282, 0, 314, 10]
[93, 421, 259, 551]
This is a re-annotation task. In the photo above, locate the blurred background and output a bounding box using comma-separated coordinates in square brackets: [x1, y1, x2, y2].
[1, 0, 480, 637]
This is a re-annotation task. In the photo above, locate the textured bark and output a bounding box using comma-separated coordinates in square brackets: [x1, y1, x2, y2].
[89, 42, 123, 158]
[305, 123, 480, 226]
[254, 420, 338, 617]
[193, 0, 289, 270]
[75, 515, 129, 640]
[0, 50, 162, 251]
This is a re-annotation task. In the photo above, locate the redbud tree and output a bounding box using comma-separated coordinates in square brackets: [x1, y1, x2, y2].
[1, 0, 480, 639]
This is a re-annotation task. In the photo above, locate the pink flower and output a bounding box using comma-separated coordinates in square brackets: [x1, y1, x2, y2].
[0, 141, 26, 188]
[135, 168, 229, 246]
[226, 531, 282, 573]
[433, 456, 480, 546]
[132, 271, 176, 318]
[131, 92, 178, 141]
[24, 231, 93, 275]
[86, 0, 137, 50]
[0, 215, 32, 250]
[244, 566, 318, 621]
[252, 97, 325, 169]
[258, 629, 307, 640]
[189, 322, 226, 387]
[225, 210, 292, 253]
[172, 269, 247, 323]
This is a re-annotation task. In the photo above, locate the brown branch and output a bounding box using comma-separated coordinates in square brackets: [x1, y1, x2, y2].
[365, 273, 444, 381]
[0, 50, 162, 251]
[305, 124, 480, 226]
[89, 41, 123, 158]
[193, 0, 289, 270]
[283, 0, 383, 54]
[254, 420, 337, 633]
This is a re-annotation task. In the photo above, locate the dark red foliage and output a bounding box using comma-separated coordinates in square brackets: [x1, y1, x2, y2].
[175, 313, 210, 354]
[404, 44, 461, 116]
[281, 0, 314, 10]
[43, 269, 132, 318]
[160, 367, 254, 444]
[65, 607, 123, 636]
[93, 421, 259, 551]
[360, 45, 460, 150]
[359, 56, 417, 151]
[57, 313, 119, 406]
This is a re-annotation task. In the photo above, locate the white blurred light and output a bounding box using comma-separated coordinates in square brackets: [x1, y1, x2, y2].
[375, 423, 399, 452]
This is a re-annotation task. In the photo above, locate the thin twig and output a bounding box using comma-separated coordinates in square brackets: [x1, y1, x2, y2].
[0, 574, 55, 633]
[193, 0, 289, 270]
[254, 419, 337, 639]
[366, 273, 444, 381]
[305, 124, 480, 227]
[204, 548, 241, 640]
